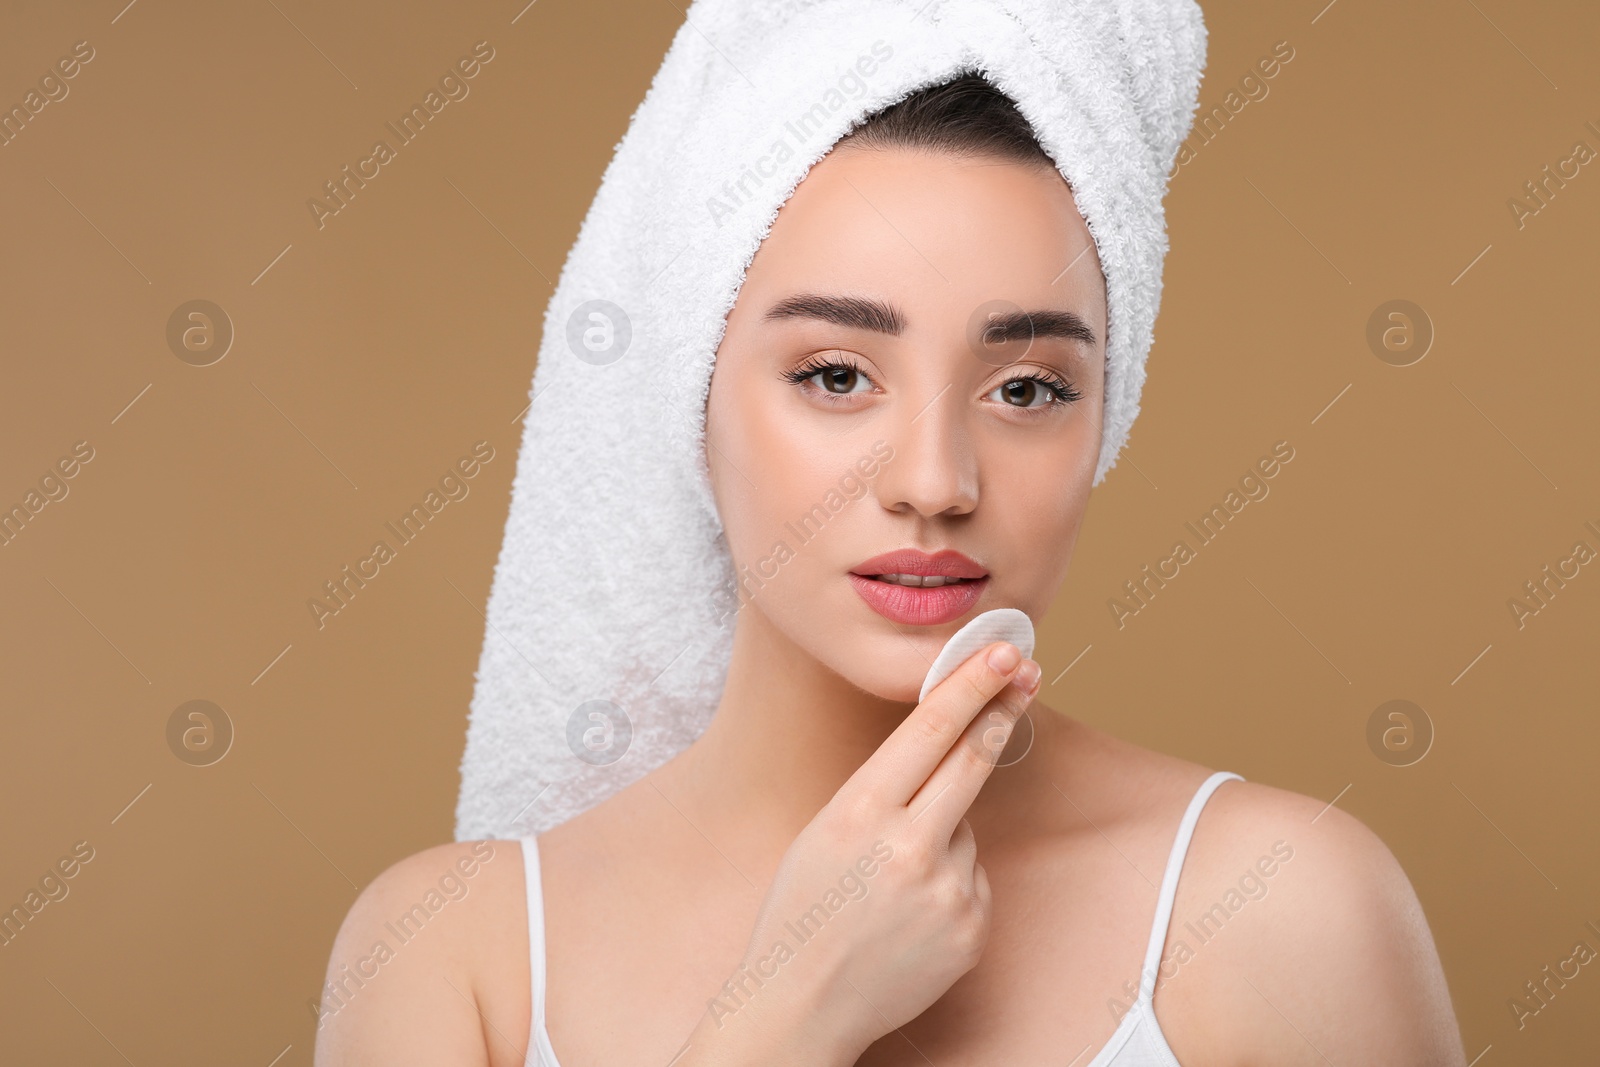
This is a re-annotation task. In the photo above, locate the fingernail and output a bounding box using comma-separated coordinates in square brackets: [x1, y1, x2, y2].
[987, 642, 1021, 673]
[1016, 659, 1042, 694]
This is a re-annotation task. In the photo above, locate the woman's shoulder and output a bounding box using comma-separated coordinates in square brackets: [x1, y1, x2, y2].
[1142, 769, 1464, 1064]
[1172, 770, 1413, 946]
[1063, 720, 1435, 961]
[1043, 712, 1401, 863]
[328, 838, 531, 965]
[312, 837, 533, 1067]
[1046, 721, 1463, 1062]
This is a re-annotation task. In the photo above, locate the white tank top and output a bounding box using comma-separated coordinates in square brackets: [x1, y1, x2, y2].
[520, 770, 1244, 1066]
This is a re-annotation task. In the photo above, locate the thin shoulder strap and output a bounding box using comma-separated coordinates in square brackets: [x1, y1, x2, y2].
[522, 836, 548, 1042]
[1135, 770, 1244, 1003]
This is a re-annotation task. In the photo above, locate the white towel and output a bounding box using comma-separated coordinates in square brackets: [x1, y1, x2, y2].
[454, 0, 1207, 841]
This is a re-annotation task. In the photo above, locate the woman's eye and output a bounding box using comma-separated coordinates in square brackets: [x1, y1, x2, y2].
[804, 365, 872, 395]
[990, 377, 1059, 408]
[786, 361, 1075, 408]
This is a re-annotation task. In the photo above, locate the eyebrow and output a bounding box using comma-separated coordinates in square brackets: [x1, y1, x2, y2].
[763, 292, 1097, 347]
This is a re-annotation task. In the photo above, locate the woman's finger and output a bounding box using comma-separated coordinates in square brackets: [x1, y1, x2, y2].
[903, 666, 1037, 838]
[843, 641, 1025, 809]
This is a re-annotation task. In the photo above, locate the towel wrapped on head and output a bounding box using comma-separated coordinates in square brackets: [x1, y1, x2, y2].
[454, 0, 1208, 841]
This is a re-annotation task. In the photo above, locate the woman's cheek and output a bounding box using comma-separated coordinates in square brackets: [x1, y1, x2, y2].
[996, 465, 1088, 608]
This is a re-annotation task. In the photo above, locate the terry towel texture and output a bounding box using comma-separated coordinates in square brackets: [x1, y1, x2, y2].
[455, 0, 1207, 841]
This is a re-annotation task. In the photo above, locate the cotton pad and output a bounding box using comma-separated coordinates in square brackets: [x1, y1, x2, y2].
[918, 608, 1036, 702]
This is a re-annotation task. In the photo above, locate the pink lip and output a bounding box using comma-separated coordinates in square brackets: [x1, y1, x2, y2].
[851, 548, 988, 580]
[849, 573, 989, 626]
[849, 548, 990, 626]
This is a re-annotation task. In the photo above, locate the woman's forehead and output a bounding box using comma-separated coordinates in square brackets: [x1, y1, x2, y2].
[733, 146, 1107, 336]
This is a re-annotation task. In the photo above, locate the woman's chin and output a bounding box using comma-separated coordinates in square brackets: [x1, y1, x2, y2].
[834, 659, 931, 707]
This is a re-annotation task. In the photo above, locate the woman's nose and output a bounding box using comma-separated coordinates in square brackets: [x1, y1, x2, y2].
[870, 387, 979, 518]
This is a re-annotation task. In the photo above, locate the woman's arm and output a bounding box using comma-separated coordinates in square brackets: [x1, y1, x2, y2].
[312, 841, 506, 1067]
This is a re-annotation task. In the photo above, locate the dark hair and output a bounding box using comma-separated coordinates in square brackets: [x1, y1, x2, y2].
[837, 72, 1055, 171]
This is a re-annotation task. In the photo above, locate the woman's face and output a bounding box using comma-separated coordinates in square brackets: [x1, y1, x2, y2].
[705, 143, 1108, 702]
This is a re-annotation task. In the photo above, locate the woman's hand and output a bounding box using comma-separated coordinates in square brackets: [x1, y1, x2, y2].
[677, 641, 1041, 1067]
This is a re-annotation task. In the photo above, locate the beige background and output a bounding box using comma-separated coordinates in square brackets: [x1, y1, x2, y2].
[2, 0, 1597, 1062]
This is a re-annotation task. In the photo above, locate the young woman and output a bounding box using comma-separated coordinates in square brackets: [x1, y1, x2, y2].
[316, 42, 1465, 1067]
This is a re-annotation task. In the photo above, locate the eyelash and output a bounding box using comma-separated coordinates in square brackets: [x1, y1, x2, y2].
[781, 354, 1085, 408]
